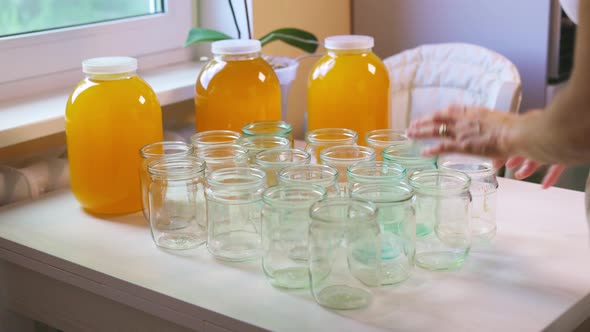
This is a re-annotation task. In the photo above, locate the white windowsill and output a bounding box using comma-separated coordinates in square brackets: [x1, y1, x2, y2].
[0, 61, 205, 149]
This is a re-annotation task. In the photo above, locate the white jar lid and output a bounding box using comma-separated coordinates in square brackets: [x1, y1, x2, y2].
[82, 56, 137, 74]
[324, 35, 374, 50]
[211, 39, 261, 55]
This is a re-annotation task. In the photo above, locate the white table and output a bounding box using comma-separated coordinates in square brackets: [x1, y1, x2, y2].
[0, 178, 589, 332]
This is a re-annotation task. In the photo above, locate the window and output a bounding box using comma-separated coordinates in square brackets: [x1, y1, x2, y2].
[0, 0, 193, 101]
[1, 0, 164, 37]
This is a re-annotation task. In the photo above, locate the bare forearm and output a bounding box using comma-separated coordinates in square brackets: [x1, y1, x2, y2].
[512, 1, 590, 165]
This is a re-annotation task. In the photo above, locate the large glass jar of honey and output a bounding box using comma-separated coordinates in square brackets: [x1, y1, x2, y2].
[307, 35, 390, 145]
[195, 39, 281, 132]
[65, 57, 163, 215]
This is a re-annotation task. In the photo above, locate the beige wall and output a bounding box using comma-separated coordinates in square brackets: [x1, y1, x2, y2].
[252, 0, 351, 139]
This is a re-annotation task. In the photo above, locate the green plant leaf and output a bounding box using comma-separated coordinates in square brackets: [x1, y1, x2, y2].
[259, 28, 319, 53]
[184, 28, 232, 47]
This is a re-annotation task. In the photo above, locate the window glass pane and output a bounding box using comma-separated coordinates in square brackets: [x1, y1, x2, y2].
[0, 0, 165, 37]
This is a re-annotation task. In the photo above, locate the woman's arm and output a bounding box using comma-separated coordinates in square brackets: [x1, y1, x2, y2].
[512, 0, 590, 165]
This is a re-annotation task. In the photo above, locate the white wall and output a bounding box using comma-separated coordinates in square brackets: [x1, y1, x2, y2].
[352, 0, 553, 112]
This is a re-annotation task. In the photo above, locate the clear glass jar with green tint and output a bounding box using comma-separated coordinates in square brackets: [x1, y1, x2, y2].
[365, 129, 408, 161]
[351, 183, 415, 285]
[140, 141, 193, 221]
[304, 128, 358, 163]
[261, 184, 326, 289]
[382, 142, 437, 177]
[206, 167, 267, 261]
[254, 148, 311, 186]
[438, 155, 498, 243]
[148, 157, 206, 250]
[242, 120, 293, 145]
[190, 130, 241, 151]
[409, 170, 472, 271]
[320, 145, 376, 195]
[278, 164, 341, 198]
[346, 160, 406, 193]
[238, 135, 291, 166]
[309, 198, 381, 310]
[194, 144, 248, 174]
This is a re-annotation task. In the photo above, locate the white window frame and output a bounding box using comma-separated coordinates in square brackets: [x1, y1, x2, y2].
[0, 0, 194, 101]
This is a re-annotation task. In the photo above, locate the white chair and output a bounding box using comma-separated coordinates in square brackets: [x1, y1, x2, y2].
[384, 43, 522, 131]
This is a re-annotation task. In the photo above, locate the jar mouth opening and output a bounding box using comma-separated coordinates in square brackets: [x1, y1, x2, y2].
[239, 136, 291, 150]
[347, 161, 407, 180]
[256, 149, 311, 166]
[195, 145, 247, 161]
[147, 157, 206, 179]
[409, 170, 471, 193]
[242, 121, 293, 136]
[310, 198, 377, 224]
[351, 183, 414, 203]
[382, 143, 437, 163]
[438, 160, 496, 176]
[207, 167, 266, 187]
[305, 128, 358, 144]
[263, 184, 326, 206]
[366, 130, 409, 145]
[140, 141, 193, 158]
[278, 164, 339, 183]
[320, 145, 376, 163]
[191, 131, 242, 146]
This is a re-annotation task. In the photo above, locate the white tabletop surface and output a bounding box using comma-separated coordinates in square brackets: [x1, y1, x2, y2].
[0, 178, 589, 332]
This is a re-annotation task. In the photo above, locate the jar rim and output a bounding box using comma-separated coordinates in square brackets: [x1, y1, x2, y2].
[347, 161, 407, 181]
[320, 145, 376, 163]
[278, 164, 339, 184]
[409, 169, 471, 194]
[195, 144, 248, 162]
[262, 184, 327, 207]
[382, 142, 437, 164]
[147, 157, 206, 180]
[191, 130, 242, 147]
[310, 198, 377, 225]
[206, 167, 266, 188]
[255, 148, 311, 167]
[305, 128, 358, 144]
[242, 120, 292, 136]
[366, 129, 409, 146]
[140, 141, 193, 159]
[437, 156, 496, 177]
[351, 182, 414, 203]
[239, 136, 291, 150]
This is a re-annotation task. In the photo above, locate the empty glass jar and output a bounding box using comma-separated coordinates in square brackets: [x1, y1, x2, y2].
[309, 198, 381, 310]
[409, 170, 472, 271]
[194, 144, 248, 174]
[261, 184, 326, 289]
[148, 157, 206, 250]
[278, 164, 341, 198]
[206, 167, 267, 261]
[347, 160, 406, 193]
[382, 142, 437, 177]
[190, 130, 241, 151]
[438, 155, 498, 243]
[365, 129, 409, 161]
[304, 128, 358, 163]
[140, 141, 194, 221]
[254, 148, 311, 186]
[238, 135, 291, 166]
[320, 145, 376, 195]
[351, 183, 415, 285]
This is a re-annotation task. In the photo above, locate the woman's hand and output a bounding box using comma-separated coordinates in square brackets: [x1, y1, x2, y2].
[406, 104, 518, 158]
[406, 104, 565, 188]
